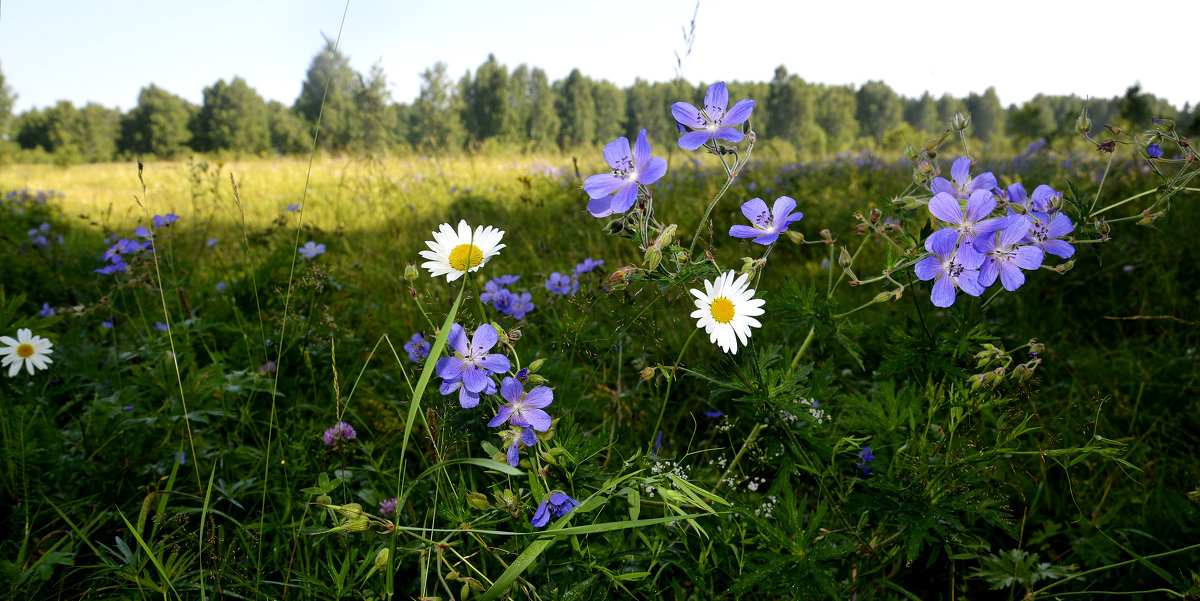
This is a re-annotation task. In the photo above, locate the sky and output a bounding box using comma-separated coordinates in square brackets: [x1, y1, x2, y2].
[2, 0, 1197, 115]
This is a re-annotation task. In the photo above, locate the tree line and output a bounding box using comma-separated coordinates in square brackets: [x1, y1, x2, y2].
[1, 42, 1195, 164]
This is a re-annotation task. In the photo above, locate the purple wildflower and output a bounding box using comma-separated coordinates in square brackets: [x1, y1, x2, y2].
[215, 282, 227, 292]
[1146, 143, 1163, 158]
[39, 303, 55, 317]
[323, 421, 356, 446]
[583, 129, 668, 218]
[925, 189, 1008, 251]
[404, 333, 430, 362]
[152, 213, 179, 227]
[259, 360, 277, 374]
[480, 279, 508, 304]
[574, 258, 604, 274]
[134, 226, 152, 239]
[298, 241, 325, 259]
[154, 321, 169, 332]
[379, 497, 398, 516]
[915, 230, 985, 308]
[492, 289, 514, 315]
[1024, 211, 1076, 259]
[857, 446, 876, 476]
[435, 323, 510, 398]
[507, 293, 534, 319]
[1028, 185, 1061, 213]
[286, 203, 300, 212]
[931, 157, 998, 200]
[505, 427, 538, 467]
[729, 196, 803, 245]
[494, 275, 521, 286]
[671, 81, 756, 151]
[440, 376, 498, 409]
[487, 376, 553, 432]
[703, 411, 725, 418]
[975, 217, 1045, 291]
[545, 272, 578, 296]
[207, 238, 219, 247]
[531, 492, 579, 528]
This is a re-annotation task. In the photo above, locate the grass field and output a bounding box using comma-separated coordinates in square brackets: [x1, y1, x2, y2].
[1, 141, 1198, 600]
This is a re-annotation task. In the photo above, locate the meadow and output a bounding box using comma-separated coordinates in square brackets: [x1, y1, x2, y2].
[0, 111, 1198, 600]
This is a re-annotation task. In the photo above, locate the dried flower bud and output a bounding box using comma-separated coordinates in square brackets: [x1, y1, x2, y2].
[1097, 140, 1116, 153]
[868, 208, 882, 224]
[404, 264, 419, 281]
[917, 159, 935, 175]
[639, 367, 655, 381]
[655, 224, 677, 249]
[969, 373, 987, 391]
[1054, 260, 1075, 274]
[1105, 124, 1123, 136]
[1029, 341, 1045, 355]
[1012, 364, 1033, 382]
[507, 328, 522, 341]
[1095, 219, 1110, 236]
[496, 488, 517, 511]
[820, 229, 833, 244]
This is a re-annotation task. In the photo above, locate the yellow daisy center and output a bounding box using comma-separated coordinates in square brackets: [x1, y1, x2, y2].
[16, 343, 35, 358]
[710, 297, 735, 324]
[448, 244, 483, 271]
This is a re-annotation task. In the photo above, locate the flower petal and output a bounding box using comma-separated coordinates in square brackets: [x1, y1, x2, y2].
[670, 102, 704, 128]
[632, 129, 652, 168]
[637, 156, 667, 185]
[487, 405, 513, 428]
[929, 193, 964, 226]
[704, 82, 729, 121]
[721, 98, 755, 126]
[602, 136, 632, 170]
[501, 376, 524, 404]
[678, 129, 712, 151]
[583, 173, 628, 199]
[729, 224, 763, 239]
[522, 386, 553, 409]
[609, 182, 638, 214]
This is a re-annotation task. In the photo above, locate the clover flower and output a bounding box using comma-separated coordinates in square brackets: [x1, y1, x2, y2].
[298, 241, 326, 259]
[435, 323, 510, 401]
[671, 81, 756, 151]
[729, 196, 803, 245]
[583, 129, 668, 217]
[323, 421, 356, 446]
[405, 333, 430, 362]
[487, 376, 553, 432]
[531, 492, 580, 528]
[975, 217, 1044, 291]
[545, 272, 578, 296]
[419, 220, 505, 282]
[931, 157, 997, 200]
[689, 271, 765, 355]
[914, 230, 985, 308]
[379, 497, 398, 516]
[0, 328, 54, 377]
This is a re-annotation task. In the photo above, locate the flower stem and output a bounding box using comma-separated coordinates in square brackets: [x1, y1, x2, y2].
[687, 175, 737, 257]
[788, 326, 817, 373]
[650, 327, 700, 450]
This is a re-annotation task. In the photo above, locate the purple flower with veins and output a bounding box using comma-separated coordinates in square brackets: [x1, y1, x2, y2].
[574, 258, 604, 274]
[487, 376, 553, 432]
[404, 333, 429, 362]
[1027, 185, 1060, 213]
[925, 189, 1008, 251]
[1023, 211, 1076, 259]
[441, 375, 497, 409]
[507, 292, 534, 319]
[975, 217, 1045, 291]
[480, 279, 508, 304]
[505, 427, 538, 467]
[531, 492, 579, 528]
[492, 289, 514, 314]
[545, 272, 578, 296]
[729, 196, 803, 245]
[915, 231, 985, 308]
[435, 323, 510, 398]
[671, 81, 756, 151]
[931, 157, 997, 200]
[583, 129, 668, 218]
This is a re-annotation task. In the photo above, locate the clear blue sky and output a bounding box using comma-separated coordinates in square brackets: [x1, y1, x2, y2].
[2, 0, 1196, 114]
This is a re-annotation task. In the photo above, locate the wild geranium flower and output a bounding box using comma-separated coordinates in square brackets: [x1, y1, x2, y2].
[504, 427, 538, 467]
[729, 196, 804, 245]
[488, 376, 553, 432]
[531, 492, 580, 528]
[545, 272, 578, 296]
[480, 279, 508, 304]
[925, 189, 1008, 250]
[1027, 185, 1061, 213]
[914, 231, 985, 308]
[207, 238, 219, 247]
[583, 129, 668, 218]
[690, 271, 766, 355]
[39, 303, 55, 317]
[931, 157, 998, 200]
[671, 81, 756, 151]
[419, 220, 505, 282]
[857, 447, 876, 476]
[323, 421, 356, 446]
[1024, 210, 1076, 259]
[492, 289, 514, 314]
[1146, 143, 1163, 158]
[436, 323, 510, 398]
[286, 203, 301, 212]
[574, 258, 604, 274]
[1, 329, 54, 377]
[404, 333, 430, 362]
[298, 241, 325, 259]
[152, 213, 179, 227]
[441, 375, 497, 409]
[506, 292, 534, 319]
[976, 217, 1045, 291]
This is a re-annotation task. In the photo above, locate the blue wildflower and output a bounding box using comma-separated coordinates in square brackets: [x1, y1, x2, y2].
[207, 238, 219, 247]
[39, 303, 55, 317]
[404, 333, 430, 362]
[435, 324, 510, 404]
[487, 376, 553, 432]
[975, 217, 1044, 291]
[154, 321, 169, 332]
[545, 272, 577, 296]
[857, 446, 876, 476]
[1146, 143, 1163, 159]
[286, 203, 300, 212]
[729, 196, 803, 245]
[931, 157, 998, 200]
[914, 230, 985, 308]
[507, 293, 534, 319]
[531, 492, 579, 528]
[574, 258, 604, 274]
[298, 241, 325, 259]
[925, 189, 1008, 251]
[583, 128, 668, 217]
[671, 81, 756, 151]
[152, 213, 179, 227]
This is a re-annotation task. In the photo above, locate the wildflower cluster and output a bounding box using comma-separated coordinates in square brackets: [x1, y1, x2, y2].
[94, 213, 178, 275]
[482, 275, 534, 319]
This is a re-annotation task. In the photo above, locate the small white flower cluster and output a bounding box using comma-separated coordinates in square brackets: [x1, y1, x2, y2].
[744, 475, 768, 493]
[780, 397, 827, 426]
[644, 460, 691, 498]
[754, 495, 779, 518]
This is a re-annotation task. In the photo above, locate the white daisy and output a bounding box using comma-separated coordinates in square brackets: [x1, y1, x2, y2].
[419, 220, 506, 282]
[0, 328, 54, 377]
[689, 270, 765, 355]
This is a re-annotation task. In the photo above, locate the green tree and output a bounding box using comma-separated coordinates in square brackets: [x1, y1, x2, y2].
[120, 84, 194, 158]
[936, 93, 962, 128]
[266, 100, 310, 155]
[410, 62, 466, 152]
[463, 54, 511, 144]
[355, 62, 397, 152]
[816, 85, 859, 151]
[294, 38, 359, 150]
[523, 67, 560, 152]
[965, 87, 1003, 143]
[75, 102, 120, 162]
[556, 69, 595, 149]
[903, 92, 938, 133]
[767, 67, 819, 147]
[625, 78, 675, 154]
[191, 76, 269, 154]
[855, 80, 902, 144]
[0, 60, 15, 140]
[1007, 96, 1057, 144]
[591, 79, 625, 144]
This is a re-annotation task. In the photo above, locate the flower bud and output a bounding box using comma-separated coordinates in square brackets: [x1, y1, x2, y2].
[1029, 341, 1045, 355]
[1008, 202, 1028, 215]
[1011, 364, 1033, 383]
[1151, 118, 1175, 133]
[952, 111, 971, 131]
[838, 246, 853, 269]
[872, 292, 892, 304]
[374, 547, 390, 570]
[785, 230, 805, 243]
[344, 516, 370, 532]
[917, 159, 934, 175]
[335, 503, 364, 520]
[905, 144, 919, 161]
[868, 208, 882, 225]
[1095, 219, 1110, 236]
[466, 492, 489, 510]
[526, 374, 547, 386]
[654, 224, 677, 249]
[404, 264, 419, 281]
[969, 373, 987, 391]
[820, 229, 833, 244]
[1054, 260, 1075, 274]
[508, 328, 522, 341]
[1076, 109, 1093, 134]
[527, 358, 545, 373]
[1136, 211, 1164, 225]
[639, 367, 655, 381]
[1105, 124, 1122, 136]
[496, 488, 517, 511]
[643, 248, 662, 271]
